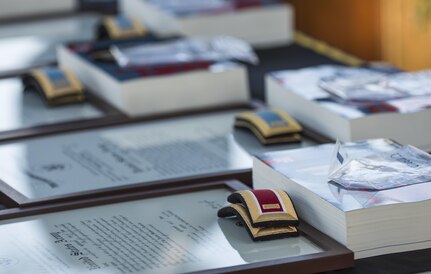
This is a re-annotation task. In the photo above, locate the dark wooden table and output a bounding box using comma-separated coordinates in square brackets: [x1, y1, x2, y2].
[0, 10, 428, 273]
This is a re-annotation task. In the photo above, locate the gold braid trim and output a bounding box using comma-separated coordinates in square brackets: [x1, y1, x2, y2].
[295, 31, 364, 67]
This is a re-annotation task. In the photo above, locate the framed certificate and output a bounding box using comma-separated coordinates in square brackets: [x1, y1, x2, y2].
[0, 76, 125, 142]
[0, 106, 258, 207]
[0, 180, 353, 273]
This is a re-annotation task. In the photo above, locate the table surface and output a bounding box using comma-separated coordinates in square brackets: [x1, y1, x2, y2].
[249, 43, 341, 101]
[0, 13, 430, 274]
[0, 77, 107, 133]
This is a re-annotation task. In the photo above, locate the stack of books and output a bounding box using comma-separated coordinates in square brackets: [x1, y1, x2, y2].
[253, 138, 431, 258]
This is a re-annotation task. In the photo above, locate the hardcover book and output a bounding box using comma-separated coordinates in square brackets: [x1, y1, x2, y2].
[253, 139, 431, 258]
[265, 65, 431, 150]
[120, 0, 294, 47]
[58, 37, 250, 116]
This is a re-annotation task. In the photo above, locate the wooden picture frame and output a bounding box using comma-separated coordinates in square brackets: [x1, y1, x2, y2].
[0, 99, 331, 208]
[0, 180, 354, 274]
[0, 103, 260, 208]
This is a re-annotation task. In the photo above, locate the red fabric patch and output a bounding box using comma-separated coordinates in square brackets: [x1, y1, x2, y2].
[234, 0, 264, 10]
[250, 190, 284, 213]
[129, 61, 211, 77]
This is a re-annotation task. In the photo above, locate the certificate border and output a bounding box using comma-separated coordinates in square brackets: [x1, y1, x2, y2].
[0, 180, 354, 273]
[0, 103, 260, 207]
[0, 12, 87, 27]
[0, 99, 330, 207]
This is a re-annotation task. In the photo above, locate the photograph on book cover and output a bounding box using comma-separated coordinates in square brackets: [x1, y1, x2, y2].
[0, 180, 353, 274]
[0, 76, 125, 142]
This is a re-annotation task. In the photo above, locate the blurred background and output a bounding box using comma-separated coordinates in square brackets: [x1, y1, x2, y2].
[0, 0, 430, 71]
[285, 0, 431, 70]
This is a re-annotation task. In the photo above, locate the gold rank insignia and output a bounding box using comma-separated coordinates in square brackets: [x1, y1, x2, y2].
[218, 204, 298, 241]
[23, 67, 85, 106]
[218, 189, 300, 241]
[101, 15, 147, 40]
[234, 109, 302, 145]
[227, 189, 299, 227]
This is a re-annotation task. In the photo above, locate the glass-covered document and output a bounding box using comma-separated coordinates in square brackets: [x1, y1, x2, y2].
[0, 110, 252, 199]
[0, 188, 321, 274]
[0, 78, 104, 132]
[0, 14, 99, 75]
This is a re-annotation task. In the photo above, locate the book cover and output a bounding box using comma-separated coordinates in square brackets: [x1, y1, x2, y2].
[257, 139, 431, 212]
[266, 65, 431, 149]
[58, 37, 250, 116]
[121, 0, 293, 47]
[64, 36, 217, 82]
[146, 0, 285, 17]
[270, 65, 431, 119]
